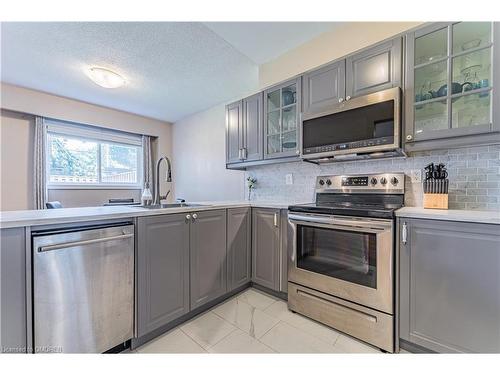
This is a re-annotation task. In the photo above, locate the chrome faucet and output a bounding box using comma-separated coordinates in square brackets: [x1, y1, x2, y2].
[154, 156, 172, 205]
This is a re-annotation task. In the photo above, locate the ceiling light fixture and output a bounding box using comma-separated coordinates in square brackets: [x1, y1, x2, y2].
[87, 67, 126, 88]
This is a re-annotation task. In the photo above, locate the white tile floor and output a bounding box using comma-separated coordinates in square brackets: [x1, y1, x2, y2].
[135, 288, 391, 354]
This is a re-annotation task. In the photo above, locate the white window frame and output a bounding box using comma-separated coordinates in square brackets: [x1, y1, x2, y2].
[46, 120, 143, 190]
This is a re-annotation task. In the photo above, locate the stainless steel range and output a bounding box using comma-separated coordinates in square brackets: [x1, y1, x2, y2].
[287, 173, 405, 352]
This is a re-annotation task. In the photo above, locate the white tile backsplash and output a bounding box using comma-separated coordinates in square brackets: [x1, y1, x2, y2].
[245, 145, 500, 211]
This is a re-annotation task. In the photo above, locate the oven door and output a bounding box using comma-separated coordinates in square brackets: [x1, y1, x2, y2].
[288, 212, 394, 314]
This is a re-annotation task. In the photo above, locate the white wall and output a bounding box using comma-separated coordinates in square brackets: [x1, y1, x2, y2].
[259, 22, 422, 88]
[0, 110, 34, 210]
[172, 104, 245, 201]
[0, 83, 173, 210]
[171, 22, 422, 202]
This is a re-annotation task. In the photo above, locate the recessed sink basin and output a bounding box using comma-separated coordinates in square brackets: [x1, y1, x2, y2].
[134, 203, 206, 210]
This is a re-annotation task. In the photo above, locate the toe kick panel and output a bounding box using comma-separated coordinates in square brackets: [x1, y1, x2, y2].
[288, 282, 394, 352]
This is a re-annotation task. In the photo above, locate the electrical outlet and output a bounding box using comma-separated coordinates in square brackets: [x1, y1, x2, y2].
[410, 169, 422, 183]
[285, 174, 293, 185]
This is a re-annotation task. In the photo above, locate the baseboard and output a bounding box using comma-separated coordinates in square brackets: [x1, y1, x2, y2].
[399, 339, 435, 353]
[251, 282, 287, 301]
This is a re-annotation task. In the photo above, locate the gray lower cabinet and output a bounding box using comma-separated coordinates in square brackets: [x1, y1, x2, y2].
[252, 208, 280, 291]
[302, 60, 346, 113]
[399, 218, 500, 353]
[190, 209, 228, 309]
[227, 208, 251, 291]
[0, 228, 27, 353]
[346, 37, 402, 98]
[137, 214, 190, 337]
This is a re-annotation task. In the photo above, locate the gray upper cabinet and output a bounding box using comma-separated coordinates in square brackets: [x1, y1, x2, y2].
[190, 209, 227, 309]
[242, 93, 264, 162]
[302, 37, 401, 114]
[252, 208, 280, 290]
[226, 94, 264, 165]
[263, 78, 301, 160]
[404, 22, 500, 151]
[303, 60, 346, 113]
[227, 208, 252, 291]
[399, 218, 500, 353]
[137, 214, 190, 337]
[346, 37, 402, 98]
[226, 100, 243, 164]
[0, 228, 27, 353]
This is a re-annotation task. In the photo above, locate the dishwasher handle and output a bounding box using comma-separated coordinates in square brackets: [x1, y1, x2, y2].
[38, 233, 134, 253]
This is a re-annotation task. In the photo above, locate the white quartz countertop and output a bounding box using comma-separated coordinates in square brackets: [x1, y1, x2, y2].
[396, 207, 500, 225]
[0, 201, 296, 229]
[3, 201, 498, 229]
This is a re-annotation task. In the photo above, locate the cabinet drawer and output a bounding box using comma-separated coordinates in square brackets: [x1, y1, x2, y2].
[288, 282, 393, 352]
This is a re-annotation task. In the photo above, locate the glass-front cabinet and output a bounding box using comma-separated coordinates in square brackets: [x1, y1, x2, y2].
[263, 78, 301, 159]
[405, 22, 499, 150]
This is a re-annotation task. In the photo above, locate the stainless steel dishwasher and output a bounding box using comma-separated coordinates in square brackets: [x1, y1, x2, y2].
[32, 222, 134, 353]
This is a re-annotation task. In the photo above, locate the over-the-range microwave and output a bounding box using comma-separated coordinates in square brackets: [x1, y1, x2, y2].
[300, 87, 402, 161]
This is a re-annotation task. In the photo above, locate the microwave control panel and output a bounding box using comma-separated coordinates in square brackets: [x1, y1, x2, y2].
[302, 136, 394, 155]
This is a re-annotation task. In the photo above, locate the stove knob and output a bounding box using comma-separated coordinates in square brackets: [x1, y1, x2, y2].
[318, 179, 325, 186]
[380, 177, 387, 185]
[370, 177, 378, 185]
[391, 177, 399, 186]
[326, 179, 332, 186]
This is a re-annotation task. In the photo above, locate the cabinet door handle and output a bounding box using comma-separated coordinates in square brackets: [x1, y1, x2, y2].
[338, 97, 344, 103]
[406, 134, 413, 141]
[345, 96, 351, 101]
[185, 214, 191, 222]
[242, 148, 247, 160]
[273, 212, 278, 227]
[38, 233, 134, 253]
[402, 222, 408, 245]
[192, 213, 198, 221]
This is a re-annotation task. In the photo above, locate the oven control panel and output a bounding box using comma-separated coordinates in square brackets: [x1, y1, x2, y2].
[316, 173, 405, 193]
[341, 176, 369, 186]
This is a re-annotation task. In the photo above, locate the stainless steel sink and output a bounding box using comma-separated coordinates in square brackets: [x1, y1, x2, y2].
[134, 203, 206, 210]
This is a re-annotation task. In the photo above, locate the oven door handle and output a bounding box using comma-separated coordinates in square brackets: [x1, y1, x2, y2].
[288, 213, 391, 233]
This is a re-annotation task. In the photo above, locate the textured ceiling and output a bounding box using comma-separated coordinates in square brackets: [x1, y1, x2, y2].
[1, 22, 339, 122]
[204, 22, 341, 64]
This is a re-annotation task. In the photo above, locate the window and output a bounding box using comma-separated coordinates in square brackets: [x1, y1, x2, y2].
[47, 121, 143, 188]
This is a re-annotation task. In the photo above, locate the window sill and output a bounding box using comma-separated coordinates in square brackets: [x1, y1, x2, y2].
[48, 185, 142, 190]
